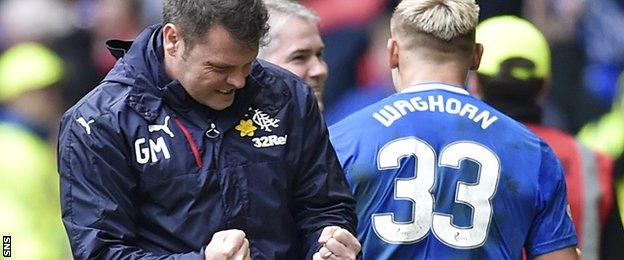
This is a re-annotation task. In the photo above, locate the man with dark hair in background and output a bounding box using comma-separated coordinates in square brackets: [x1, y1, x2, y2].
[472, 16, 613, 259]
[57, 0, 360, 259]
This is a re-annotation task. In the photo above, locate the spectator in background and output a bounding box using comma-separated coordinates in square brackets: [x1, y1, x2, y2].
[300, 0, 387, 110]
[477, 0, 524, 20]
[324, 12, 395, 125]
[0, 0, 71, 47]
[0, 43, 65, 142]
[139, 0, 164, 25]
[524, 0, 597, 133]
[472, 16, 613, 259]
[90, 0, 143, 75]
[0, 42, 70, 260]
[52, 0, 144, 109]
[259, 0, 328, 111]
[578, 73, 624, 259]
[579, 0, 624, 109]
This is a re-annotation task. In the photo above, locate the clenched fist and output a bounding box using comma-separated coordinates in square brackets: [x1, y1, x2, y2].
[204, 229, 250, 260]
[313, 226, 361, 260]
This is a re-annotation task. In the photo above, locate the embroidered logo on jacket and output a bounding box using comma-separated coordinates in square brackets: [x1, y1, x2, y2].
[76, 117, 94, 135]
[252, 109, 280, 132]
[237, 107, 287, 148]
[135, 115, 174, 164]
[135, 137, 171, 164]
[148, 116, 175, 137]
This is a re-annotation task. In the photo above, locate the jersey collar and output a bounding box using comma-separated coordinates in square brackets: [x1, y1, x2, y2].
[400, 82, 470, 96]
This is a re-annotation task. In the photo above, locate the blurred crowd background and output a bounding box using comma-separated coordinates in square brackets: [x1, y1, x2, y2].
[0, 0, 623, 259]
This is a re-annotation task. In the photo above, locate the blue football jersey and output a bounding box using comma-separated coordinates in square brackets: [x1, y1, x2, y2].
[329, 83, 577, 259]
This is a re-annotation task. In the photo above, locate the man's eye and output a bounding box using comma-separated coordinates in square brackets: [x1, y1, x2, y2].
[207, 65, 226, 72]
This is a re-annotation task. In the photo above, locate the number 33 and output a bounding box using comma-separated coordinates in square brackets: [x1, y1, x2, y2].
[374, 137, 500, 249]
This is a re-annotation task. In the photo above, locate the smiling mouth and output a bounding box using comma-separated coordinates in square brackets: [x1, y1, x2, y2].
[217, 89, 235, 95]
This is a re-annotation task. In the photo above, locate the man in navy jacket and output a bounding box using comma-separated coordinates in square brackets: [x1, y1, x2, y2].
[57, 0, 359, 259]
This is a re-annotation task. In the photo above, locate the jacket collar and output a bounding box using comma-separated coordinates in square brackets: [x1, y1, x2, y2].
[103, 24, 168, 123]
[104, 25, 276, 131]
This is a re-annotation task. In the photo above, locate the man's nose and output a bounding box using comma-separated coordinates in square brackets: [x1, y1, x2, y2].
[308, 56, 328, 79]
[227, 70, 247, 89]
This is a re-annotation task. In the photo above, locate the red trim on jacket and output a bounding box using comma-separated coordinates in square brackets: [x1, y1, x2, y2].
[172, 116, 203, 168]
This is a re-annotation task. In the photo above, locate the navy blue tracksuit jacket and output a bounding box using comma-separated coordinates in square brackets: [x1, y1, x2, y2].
[57, 25, 356, 259]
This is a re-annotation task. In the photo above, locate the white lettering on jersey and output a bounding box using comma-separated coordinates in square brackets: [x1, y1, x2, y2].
[373, 106, 402, 127]
[473, 110, 498, 130]
[373, 95, 498, 129]
[373, 138, 500, 248]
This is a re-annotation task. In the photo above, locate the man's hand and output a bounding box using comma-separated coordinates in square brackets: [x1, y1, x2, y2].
[313, 226, 361, 260]
[204, 229, 250, 260]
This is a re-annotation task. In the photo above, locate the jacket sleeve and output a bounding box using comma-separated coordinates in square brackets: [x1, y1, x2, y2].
[58, 112, 205, 260]
[291, 91, 357, 259]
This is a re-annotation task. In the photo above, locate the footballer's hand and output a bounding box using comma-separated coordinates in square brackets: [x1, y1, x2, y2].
[204, 229, 250, 260]
[313, 226, 361, 260]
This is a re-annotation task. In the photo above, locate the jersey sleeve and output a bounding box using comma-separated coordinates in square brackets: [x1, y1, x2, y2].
[328, 122, 352, 171]
[525, 142, 578, 258]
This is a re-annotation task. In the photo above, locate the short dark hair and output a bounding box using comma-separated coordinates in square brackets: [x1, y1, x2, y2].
[162, 0, 269, 50]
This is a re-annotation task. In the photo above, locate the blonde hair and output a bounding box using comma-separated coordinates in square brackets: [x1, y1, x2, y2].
[259, 0, 319, 57]
[392, 0, 479, 41]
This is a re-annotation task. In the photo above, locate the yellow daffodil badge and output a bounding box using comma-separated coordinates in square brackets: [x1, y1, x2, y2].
[236, 107, 287, 148]
[235, 119, 257, 137]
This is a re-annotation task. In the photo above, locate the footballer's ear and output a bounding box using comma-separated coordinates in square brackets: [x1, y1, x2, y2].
[163, 23, 183, 57]
[387, 38, 399, 69]
[470, 43, 484, 71]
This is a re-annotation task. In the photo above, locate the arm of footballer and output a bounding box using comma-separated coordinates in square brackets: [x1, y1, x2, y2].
[533, 247, 579, 260]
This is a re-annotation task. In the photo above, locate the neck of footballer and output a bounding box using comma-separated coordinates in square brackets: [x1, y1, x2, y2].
[394, 62, 471, 92]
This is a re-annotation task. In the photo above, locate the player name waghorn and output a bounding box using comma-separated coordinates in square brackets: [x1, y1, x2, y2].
[373, 95, 498, 129]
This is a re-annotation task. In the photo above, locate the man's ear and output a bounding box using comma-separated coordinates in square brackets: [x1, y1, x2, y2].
[163, 23, 182, 57]
[470, 43, 484, 71]
[387, 38, 399, 69]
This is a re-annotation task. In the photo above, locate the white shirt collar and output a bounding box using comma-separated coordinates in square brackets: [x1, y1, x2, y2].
[400, 82, 470, 96]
